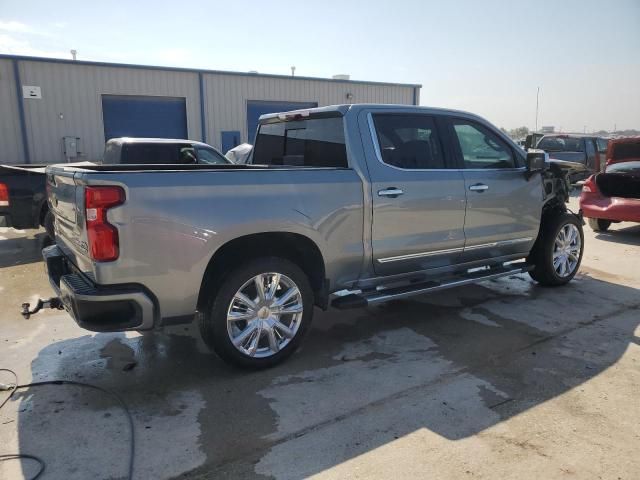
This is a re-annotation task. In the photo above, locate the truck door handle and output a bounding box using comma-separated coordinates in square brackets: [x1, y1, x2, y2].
[378, 188, 404, 198]
[468, 183, 489, 192]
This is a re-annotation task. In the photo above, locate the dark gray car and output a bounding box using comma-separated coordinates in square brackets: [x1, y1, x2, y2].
[103, 137, 230, 165]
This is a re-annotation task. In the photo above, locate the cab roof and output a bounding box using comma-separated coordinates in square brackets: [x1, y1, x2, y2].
[106, 137, 213, 148]
[258, 103, 484, 123]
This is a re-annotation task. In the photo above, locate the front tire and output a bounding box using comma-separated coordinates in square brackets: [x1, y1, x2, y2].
[528, 212, 584, 286]
[587, 217, 611, 232]
[199, 257, 313, 368]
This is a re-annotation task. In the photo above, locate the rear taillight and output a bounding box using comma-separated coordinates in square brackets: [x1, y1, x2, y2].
[0, 183, 9, 207]
[85, 186, 125, 261]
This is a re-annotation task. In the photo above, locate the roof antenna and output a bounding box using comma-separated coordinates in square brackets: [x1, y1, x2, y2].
[70, 49, 77, 61]
[291, 66, 296, 77]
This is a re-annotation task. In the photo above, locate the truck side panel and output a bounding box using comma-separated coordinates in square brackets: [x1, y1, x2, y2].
[73, 168, 364, 319]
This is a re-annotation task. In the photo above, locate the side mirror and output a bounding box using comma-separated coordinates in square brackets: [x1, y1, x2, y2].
[526, 149, 548, 175]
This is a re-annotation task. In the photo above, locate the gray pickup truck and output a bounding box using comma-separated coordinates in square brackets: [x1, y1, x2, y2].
[36, 104, 582, 368]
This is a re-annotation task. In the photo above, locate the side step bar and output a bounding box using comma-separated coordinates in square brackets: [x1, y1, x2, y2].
[332, 262, 532, 310]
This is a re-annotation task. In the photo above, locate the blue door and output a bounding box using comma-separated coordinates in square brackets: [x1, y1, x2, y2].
[102, 95, 188, 141]
[221, 131, 241, 154]
[246, 100, 317, 144]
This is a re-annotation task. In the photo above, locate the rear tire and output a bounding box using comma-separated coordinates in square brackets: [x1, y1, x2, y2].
[199, 257, 313, 369]
[587, 217, 611, 232]
[528, 212, 584, 286]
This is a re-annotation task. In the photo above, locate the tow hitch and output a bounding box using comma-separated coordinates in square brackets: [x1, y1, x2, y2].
[21, 297, 65, 319]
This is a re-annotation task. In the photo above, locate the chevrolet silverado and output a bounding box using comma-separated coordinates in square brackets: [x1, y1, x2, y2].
[37, 104, 582, 368]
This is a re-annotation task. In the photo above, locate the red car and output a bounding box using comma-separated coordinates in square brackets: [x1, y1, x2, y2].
[580, 137, 640, 231]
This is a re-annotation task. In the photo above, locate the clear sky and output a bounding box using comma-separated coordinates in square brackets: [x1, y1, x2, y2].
[1, 0, 638, 132]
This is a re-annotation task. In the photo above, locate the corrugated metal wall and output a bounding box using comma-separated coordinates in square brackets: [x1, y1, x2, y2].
[17, 61, 202, 163]
[0, 56, 418, 164]
[203, 73, 415, 146]
[0, 60, 26, 163]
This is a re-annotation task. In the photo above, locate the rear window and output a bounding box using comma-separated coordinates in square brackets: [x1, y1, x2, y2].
[537, 137, 585, 153]
[606, 160, 640, 174]
[252, 117, 348, 167]
[612, 142, 640, 161]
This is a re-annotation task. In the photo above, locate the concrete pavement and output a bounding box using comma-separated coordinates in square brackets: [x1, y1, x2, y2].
[1, 197, 639, 479]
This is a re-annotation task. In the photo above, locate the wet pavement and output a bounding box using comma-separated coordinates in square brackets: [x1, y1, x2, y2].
[1, 197, 639, 479]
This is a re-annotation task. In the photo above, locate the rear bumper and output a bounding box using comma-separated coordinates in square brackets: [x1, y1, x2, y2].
[580, 196, 640, 223]
[43, 244, 156, 332]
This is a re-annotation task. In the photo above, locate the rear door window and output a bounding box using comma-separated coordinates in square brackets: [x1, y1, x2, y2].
[252, 117, 348, 167]
[123, 144, 181, 164]
[370, 114, 447, 169]
[178, 147, 197, 164]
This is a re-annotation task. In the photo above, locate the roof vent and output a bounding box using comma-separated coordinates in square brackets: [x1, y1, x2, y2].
[332, 74, 350, 80]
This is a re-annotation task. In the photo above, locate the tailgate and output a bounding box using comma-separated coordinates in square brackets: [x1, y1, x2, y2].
[47, 167, 91, 267]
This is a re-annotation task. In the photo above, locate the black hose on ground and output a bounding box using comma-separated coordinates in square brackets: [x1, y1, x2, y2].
[0, 368, 135, 480]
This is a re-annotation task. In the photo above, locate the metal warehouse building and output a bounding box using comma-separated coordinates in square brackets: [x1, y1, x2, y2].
[0, 54, 420, 164]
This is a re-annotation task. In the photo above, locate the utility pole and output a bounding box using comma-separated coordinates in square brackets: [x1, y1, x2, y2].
[535, 87, 540, 132]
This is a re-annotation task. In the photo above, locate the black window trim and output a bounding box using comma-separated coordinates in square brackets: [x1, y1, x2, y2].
[445, 116, 525, 170]
[367, 112, 456, 171]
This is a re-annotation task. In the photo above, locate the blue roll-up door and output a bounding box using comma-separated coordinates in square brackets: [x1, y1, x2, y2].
[221, 131, 241, 154]
[246, 100, 317, 144]
[102, 95, 188, 141]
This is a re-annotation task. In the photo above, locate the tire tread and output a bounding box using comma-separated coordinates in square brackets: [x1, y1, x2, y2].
[528, 212, 584, 286]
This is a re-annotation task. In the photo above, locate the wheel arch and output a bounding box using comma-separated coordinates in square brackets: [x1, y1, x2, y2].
[196, 232, 328, 313]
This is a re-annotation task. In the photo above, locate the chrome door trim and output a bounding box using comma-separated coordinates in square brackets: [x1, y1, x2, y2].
[464, 237, 533, 251]
[377, 246, 465, 263]
[377, 237, 533, 264]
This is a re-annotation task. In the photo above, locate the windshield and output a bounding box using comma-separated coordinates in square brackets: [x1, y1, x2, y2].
[196, 147, 230, 165]
[537, 136, 585, 152]
[605, 160, 640, 174]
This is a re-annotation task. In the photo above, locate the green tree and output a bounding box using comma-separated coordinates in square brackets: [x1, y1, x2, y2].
[509, 126, 529, 139]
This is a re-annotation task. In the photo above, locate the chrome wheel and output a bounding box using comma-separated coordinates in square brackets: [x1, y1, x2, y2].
[553, 223, 581, 278]
[226, 272, 303, 358]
